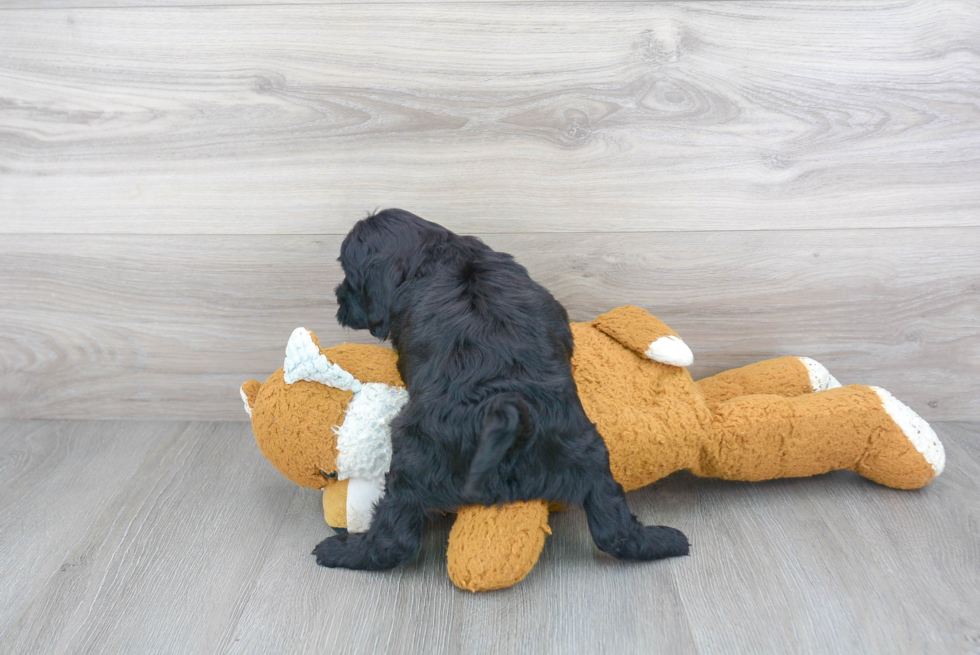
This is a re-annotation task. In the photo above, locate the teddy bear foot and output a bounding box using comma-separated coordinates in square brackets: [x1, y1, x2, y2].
[852, 387, 945, 490]
[797, 357, 842, 392]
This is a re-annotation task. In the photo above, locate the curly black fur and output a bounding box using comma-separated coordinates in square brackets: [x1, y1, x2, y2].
[314, 209, 689, 571]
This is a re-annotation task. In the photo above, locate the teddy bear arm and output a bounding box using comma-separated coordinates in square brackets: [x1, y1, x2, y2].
[446, 501, 551, 592]
[323, 479, 349, 530]
[325, 481, 553, 590]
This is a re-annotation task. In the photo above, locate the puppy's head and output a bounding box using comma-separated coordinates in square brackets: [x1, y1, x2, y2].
[336, 209, 449, 340]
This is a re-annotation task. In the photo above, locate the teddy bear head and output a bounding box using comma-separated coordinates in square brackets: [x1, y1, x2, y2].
[241, 329, 406, 529]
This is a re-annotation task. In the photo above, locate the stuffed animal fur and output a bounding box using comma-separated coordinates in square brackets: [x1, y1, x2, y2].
[242, 306, 944, 592]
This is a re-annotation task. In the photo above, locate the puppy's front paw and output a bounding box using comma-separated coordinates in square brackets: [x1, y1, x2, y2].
[312, 533, 349, 568]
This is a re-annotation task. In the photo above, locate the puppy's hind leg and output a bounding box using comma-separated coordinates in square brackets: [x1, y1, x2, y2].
[313, 482, 426, 571]
[583, 468, 690, 561]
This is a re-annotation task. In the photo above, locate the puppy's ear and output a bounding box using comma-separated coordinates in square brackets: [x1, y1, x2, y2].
[335, 278, 369, 331]
[363, 261, 404, 340]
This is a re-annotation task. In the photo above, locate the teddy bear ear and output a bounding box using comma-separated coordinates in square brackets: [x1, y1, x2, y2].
[321, 343, 404, 388]
[283, 327, 363, 391]
[240, 379, 261, 416]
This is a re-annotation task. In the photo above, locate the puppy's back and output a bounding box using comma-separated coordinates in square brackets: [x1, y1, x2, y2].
[392, 233, 575, 402]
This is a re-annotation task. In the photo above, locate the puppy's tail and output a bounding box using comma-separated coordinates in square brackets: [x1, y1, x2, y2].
[463, 393, 531, 498]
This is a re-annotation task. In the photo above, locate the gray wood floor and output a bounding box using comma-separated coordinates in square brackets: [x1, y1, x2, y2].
[1, 419, 978, 655]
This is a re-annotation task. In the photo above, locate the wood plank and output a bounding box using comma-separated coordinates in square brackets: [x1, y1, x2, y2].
[0, 421, 299, 654]
[940, 423, 980, 478]
[2, 420, 976, 654]
[1, 1, 978, 234]
[0, 418, 697, 655]
[0, 420, 183, 641]
[669, 421, 980, 654]
[1, 228, 977, 421]
[226, 491, 698, 655]
[0, 0, 681, 7]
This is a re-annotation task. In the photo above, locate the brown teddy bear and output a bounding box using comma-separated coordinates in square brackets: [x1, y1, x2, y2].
[241, 306, 944, 592]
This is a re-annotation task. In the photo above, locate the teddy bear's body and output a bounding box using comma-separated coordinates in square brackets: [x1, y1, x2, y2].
[574, 307, 941, 492]
[242, 306, 944, 592]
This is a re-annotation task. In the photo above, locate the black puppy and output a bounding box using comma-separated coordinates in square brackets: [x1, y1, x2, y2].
[314, 209, 689, 570]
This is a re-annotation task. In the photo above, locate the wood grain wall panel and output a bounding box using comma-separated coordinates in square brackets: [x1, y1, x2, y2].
[0, 0, 686, 6]
[1, 1, 978, 234]
[1, 228, 976, 421]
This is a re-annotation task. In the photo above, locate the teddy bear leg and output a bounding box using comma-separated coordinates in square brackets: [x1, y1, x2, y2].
[696, 356, 841, 408]
[700, 386, 943, 489]
[312, 483, 426, 570]
[322, 479, 349, 531]
[446, 501, 551, 592]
